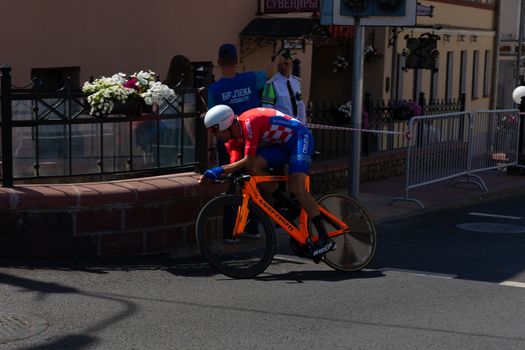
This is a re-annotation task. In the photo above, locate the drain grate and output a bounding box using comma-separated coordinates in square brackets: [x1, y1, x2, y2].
[0, 312, 48, 344]
[456, 222, 525, 234]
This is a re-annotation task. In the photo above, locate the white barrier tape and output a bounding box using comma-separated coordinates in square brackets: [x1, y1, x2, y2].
[306, 122, 411, 137]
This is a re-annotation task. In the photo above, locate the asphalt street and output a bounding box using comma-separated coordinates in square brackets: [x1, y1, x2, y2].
[1, 194, 525, 349]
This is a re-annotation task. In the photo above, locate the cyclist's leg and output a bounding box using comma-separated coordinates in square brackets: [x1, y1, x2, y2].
[287, 130, 335, 256]
[248, 146, 288, 196]
[235, 147, 286, 237]
[286, 129, 318, 218]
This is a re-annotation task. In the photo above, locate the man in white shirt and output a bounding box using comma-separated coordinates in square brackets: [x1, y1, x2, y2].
[261, 49, 307, 124]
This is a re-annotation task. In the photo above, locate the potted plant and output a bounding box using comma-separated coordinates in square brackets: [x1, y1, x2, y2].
[332, 55, 349, 73]
[364, 45, 382, 63]
[337, 100, 369, 128]
[82, 70, 175, 117]
[391, 100, 423, 120]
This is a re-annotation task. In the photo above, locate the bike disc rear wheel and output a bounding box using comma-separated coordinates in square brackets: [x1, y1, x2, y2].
[314, 194, 377, 271]
[195, 194, 276, 279]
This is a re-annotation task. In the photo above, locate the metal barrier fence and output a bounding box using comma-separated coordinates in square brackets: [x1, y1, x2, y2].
[391, 110, 524, 208]
[469, 110, 521, 174]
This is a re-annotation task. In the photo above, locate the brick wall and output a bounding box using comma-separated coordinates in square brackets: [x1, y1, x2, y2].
[0, 174, 226, 259]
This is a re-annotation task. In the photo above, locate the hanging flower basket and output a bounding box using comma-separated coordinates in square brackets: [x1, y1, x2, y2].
[332, 55, 349, 73]
[82, 70, 174, 117]
[391, 101, 422, 120]
[364, 45, 382, 63]
[336, 100, 369, 128]
[111, 95, 141, 116]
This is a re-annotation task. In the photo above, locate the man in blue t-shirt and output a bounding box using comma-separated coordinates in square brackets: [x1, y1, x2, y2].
[208, 43, 267, 115]
[208, 43, 267, 165]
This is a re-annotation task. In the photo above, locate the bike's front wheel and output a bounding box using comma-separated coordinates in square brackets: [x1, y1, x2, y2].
[314, 194, 377, 271]
[195, 194, 276, 279]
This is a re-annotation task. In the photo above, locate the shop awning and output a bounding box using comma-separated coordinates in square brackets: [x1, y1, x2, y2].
[240, 18, 352, 59]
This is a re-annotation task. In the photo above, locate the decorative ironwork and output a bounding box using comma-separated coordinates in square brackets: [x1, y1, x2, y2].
[240, 37, 275, 60]
[239, 17, 330, 60]
[403, 32, 440, 72]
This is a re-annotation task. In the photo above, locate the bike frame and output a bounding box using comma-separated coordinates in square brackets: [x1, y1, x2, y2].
[232, 175, 350, 245]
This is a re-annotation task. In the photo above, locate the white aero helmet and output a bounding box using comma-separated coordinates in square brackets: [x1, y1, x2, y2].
[204, 104, 235, 130]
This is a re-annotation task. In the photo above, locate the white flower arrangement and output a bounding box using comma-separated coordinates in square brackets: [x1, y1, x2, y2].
[82, 70, 175, 117]
[338, 100, 369, 128]
[332, 55, 349, 73]
[364, 45, 382, 59]
[141, 81, 176, 106]
[338, 100, 352, 117]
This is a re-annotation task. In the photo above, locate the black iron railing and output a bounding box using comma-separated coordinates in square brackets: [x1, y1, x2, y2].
[0, 66, 207, 187]
[307, 92, 466, 159]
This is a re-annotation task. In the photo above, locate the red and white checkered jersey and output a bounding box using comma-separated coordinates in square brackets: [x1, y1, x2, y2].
[228, 107, 303, 158]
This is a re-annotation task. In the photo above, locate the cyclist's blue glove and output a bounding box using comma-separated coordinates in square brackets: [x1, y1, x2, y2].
[203, 166, 224, 181]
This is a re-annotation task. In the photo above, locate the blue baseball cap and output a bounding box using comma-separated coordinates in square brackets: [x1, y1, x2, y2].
[218, 43, 238, 61]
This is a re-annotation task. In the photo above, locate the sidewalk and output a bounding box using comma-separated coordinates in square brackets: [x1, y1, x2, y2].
[345, 170, 525, 223]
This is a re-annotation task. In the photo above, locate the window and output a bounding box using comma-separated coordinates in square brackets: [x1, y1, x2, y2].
[397, 54, 405, 99]
[472, 50, 480, 99]
[446, 52, 454, 100]
[413, 69, 423, 100]
[483, 50, 491, 96]
[459, 51, 467, 95]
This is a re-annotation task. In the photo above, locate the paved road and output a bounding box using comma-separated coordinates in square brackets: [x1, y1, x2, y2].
[1, 194, 525, 349]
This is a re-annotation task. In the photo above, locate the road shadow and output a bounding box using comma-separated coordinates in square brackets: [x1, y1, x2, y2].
[0, 254, 227, 278]
[373, 201, 525, 284]
[19, 335, 97, 350]
[0, 246, 383, 280]
[255, 269, 385, 283]
[0, 271, 138, 350]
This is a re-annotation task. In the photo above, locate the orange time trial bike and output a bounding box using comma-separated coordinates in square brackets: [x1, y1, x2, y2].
[195, 173, 377, 279]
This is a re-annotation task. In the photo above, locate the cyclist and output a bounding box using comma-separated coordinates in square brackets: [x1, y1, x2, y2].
[199, 105, 336, 257]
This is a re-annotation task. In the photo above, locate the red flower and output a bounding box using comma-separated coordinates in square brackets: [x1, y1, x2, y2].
[123, 77, 140, 92]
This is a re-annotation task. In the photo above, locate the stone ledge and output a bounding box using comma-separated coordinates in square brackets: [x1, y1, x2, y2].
[0, 173, 227, 210]
[0, 173, 226, 258]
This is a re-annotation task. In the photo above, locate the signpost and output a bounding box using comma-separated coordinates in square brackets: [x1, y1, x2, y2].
[263, 0, 320, 13]
[416, 3, 434, 17]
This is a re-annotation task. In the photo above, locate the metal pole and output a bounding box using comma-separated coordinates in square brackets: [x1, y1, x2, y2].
[0, 65, 14, 187]
[516, 0, 525, 87]
[490, 0, 501, 109]
[518, 96, 525, 154]
[390, 27, 399, 100]
[349, 17, 364, 198]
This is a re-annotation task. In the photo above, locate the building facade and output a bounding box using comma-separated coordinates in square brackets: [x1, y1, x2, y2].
[0, 0, 501, 111]
[497, 0, 523, 108]
[362, 0, 498, 111]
